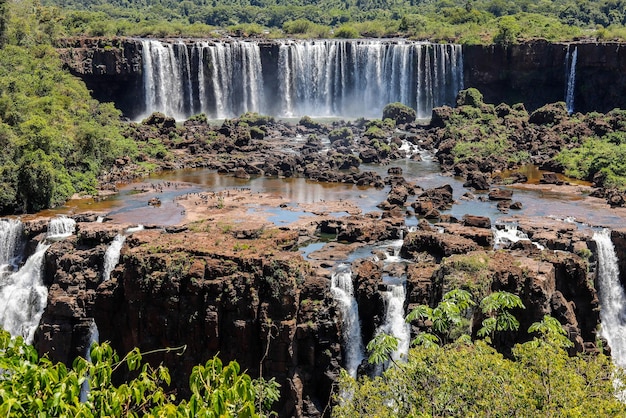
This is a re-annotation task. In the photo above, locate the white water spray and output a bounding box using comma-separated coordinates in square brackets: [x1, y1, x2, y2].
[0, 217, 77, 344]
[376, 280, 410, 364]
[0, 242, 50, 344]
[493, 223, 545, 250]
[47, 216, 76, 240]
[139, 39, 463, 120]
[565, 45, 578, 114]
[101, 225, 143, 282]
[593, 229, 626, 368]
[331, 263, 365, 378]
[79, 320, 100, 403]
[102, 235, 126, 282]
[0, 219, 24, 276]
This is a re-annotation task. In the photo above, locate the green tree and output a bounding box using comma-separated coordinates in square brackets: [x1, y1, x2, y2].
[0, 328, 279, 417]
[335, 318, 625, 417]
[493, 15, 521, 44]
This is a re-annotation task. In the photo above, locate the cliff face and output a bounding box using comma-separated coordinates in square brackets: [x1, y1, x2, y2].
[34, 222, 341, 417]
[28, 213, 613, 417]
[57, 38, 626, 117]
[56, 38, 145, 118]
[464, 41, 626, 113]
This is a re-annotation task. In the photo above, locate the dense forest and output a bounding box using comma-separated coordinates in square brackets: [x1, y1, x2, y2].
[41, 0, 626, 42]
[0, 0, 138, 213]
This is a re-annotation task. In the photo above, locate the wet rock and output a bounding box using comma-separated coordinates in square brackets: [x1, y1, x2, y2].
[463, 171, 491, 191]
[540, 172, 563, 185]
[462, 215, 491, 229]
[382, 102, 416, 125]
[488, 188, 513, 200]
[418, 184, 454, 210]
[497, 200, 510, 212]
[386, 185, 410, 206]
[143, 112, 176, 129]
[234, 167, 251, 179]
[400, 230, 480, 259]
[411, 200, 440, 219]
[529, 102, 569, 125]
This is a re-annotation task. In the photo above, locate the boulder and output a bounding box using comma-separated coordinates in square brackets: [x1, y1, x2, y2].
[489, 188, 513, 200]
[382, 102, 417, 125]
[462, 215, 491, 229]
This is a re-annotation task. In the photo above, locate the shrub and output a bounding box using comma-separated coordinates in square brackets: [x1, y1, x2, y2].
[382, 102, 417, 125]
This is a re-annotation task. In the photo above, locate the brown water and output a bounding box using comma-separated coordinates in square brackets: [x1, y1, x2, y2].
[24, 161, 626, 229]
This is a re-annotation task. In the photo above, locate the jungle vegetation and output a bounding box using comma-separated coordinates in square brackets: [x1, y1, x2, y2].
[0, 0, 137, 213]
[334, 291, 626, 416]
[40, 0, 626, 42]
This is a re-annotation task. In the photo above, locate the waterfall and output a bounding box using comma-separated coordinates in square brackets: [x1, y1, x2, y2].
[47, 216, 76, 240]
[565, 45, 578, 114]
[493, 223, 545, 250]
[102, 225, 143, 282]
[139, 39, 463, 120]
[331, 263, 365, 378]
[0, 242, 51, 344]
[377, 279, 410, 364]
[102, 234, 126, 282]
[0, 218, 24, 275]
[593, 229, 626, 368]
[79, 320, 100, 403]
[0, 217, 78, 344]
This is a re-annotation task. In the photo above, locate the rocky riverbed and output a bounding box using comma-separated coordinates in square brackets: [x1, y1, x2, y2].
[11, 96, 626, 417]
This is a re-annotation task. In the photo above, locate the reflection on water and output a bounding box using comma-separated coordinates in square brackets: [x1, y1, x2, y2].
[28, 159, 626, 229]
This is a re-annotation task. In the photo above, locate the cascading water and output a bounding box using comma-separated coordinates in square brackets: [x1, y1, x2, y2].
[102, 235, 126, 282]
[492, 223, 545, 250]
[0, 242, 50, 344]
[80, 320, 100, 403]
[0, 218, 24, 276]
[565, 45, 578, 114]
[100, 225, 144, 282]
[593, 229, 626, 368]
[47, 216, 76, 240]
[0, 217, 76, 344]
[376, 279, 410, 365]
[140, 39, 463, 120]
[330, 263, 365, 378]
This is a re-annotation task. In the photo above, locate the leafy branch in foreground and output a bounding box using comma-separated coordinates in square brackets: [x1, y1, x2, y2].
[0, 329, 278, 417]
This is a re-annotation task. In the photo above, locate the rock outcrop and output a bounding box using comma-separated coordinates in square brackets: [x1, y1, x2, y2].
[35, 221, 340, 417]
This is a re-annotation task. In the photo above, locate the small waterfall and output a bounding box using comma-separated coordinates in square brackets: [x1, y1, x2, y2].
[565, 45, 578, 114]
[331, 263, 365, 378]
[139, 39, 463, 120]
[0, 218, 24, 275]
[79, 320, 100, 403]
[47, 216, 76, 240]
[493, 223, 545, 250]
[376, 279, 410, 364]
[593, 229, 626, 368]
[0, 217, 78, 344]
[0, 242, 51, 344]
[101, 225, 143, 282]
[102, 235, 126, 282]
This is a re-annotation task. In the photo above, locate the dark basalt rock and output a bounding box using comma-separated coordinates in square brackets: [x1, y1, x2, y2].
[489, 188, 513, 201]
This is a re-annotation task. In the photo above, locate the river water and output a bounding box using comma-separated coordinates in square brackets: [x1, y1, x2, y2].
[29, 155, 626, 229]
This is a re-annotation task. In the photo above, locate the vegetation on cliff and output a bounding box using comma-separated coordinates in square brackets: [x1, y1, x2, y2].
[334, 296, 625, 416]
[0, 0, 136, 213]
[432, 88, 626, 190]
[0, 329, 279, 417]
